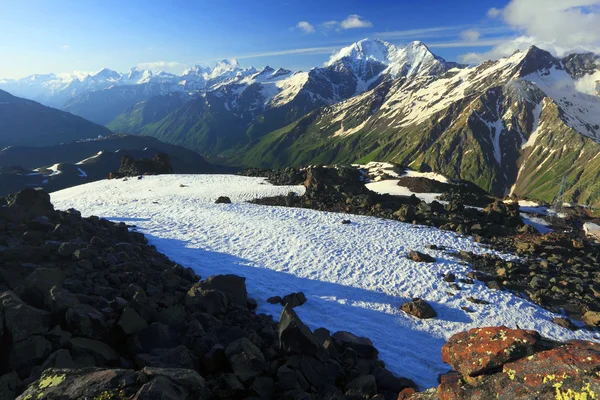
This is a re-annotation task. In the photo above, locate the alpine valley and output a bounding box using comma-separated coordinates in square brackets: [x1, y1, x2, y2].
[2, 38, 600, 206]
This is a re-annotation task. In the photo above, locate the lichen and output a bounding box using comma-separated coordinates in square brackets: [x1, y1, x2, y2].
[38, 374, 66, 389]
[554, 381, 596, 400]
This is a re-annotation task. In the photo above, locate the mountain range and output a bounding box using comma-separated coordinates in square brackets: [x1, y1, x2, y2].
[1, 38, 600, 206]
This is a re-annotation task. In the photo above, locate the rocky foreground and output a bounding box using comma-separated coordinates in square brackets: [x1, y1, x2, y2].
[1, 185, 599, 399]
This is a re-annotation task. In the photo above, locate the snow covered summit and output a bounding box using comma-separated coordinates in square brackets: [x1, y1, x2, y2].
[326, 38, 451, 78]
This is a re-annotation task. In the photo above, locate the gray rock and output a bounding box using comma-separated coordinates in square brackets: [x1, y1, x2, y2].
[185, 286, 228, 314]
[279, 305, 327, 361]
[135, 345, 198, 370]
[225, 337, 268, 384]
[41, 349, 77, 370]
[199, 274, 247, 306]
[267, 296, 282, 304]
[400, 298, 437, 319]
[331, 331, 379, 360]
[0, 291, 51, 342]
[44, 286, 80, 315]
[345, 375, 377, 396]
[530, 276, 550, 290]
[0, 372, 20, 400]
[129, 322, 180, 354]
[133, 376, 187, 400]
[10, 335, 53, 378]
[281, 292, 307, 308]
[118, 307, 148, 335]
[70, 337, 120, 366]
[65, 304, 108, 340]
[251, 376, 274, 399]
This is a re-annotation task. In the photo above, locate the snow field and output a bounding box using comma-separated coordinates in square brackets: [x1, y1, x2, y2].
[51, 175, 599, 389]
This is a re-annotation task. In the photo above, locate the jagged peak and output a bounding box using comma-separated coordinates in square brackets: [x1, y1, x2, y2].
[515, 45, 562, 77]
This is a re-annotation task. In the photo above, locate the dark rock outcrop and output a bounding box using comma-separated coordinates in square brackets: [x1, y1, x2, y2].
[109, 153, 173, 178]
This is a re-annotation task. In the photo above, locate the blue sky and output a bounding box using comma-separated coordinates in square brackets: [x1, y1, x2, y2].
[0, 0, 597, 78]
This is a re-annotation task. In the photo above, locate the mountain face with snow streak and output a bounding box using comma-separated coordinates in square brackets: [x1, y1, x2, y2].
[236, 46, 600, 207]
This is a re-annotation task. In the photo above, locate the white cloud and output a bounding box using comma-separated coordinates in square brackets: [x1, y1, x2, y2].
[460, 29, 481, 41]
[487, 7, 502, 18]
[60, 45, 70, 51]
[375, 25, 468, 39]
[340, 14, 373, 29]
[137, 61, 184, 71]
[322, 20, 339, 29]
[229, 45, 341, 61]
[461, 0, 600, 63]
[295, 21, 315, 34]
[429, 38, 509, 49]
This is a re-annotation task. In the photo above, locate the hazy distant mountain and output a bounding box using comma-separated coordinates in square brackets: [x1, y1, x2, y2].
[0, 89, 111, 148]
[0, 134, 233, 196]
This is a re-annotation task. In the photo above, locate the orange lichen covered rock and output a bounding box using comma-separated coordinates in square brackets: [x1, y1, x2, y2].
[441, 326, 539, 377]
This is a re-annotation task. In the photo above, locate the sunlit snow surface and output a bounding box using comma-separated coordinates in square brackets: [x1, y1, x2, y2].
[51, 175, 599, 389]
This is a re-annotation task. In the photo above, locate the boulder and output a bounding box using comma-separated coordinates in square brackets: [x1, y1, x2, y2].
[408, 251, 436, 263]
[345, 375, 377, 396]
[199, 274, 247, 306]
[0, 291, 51, 342]
[438, 339, 600, 400]
[281, 292, 307, 308]
[224, 337, 268, 384]
[215, 196, 232, 204]
[372, 367, 416, 393]
[552, 317, 577, 330]
[185, 285, 229, 314]
[69, 337, 120, 366]
[267, 296, 282, 304]
[582, 310, 600, 327]
[0, 188, 55, 222]
[441, 326, 540, 377]
[0, 372, 20, 400]
[17, 367, 209, 400]
[24, 268, 66, 307]
[118, 153, 173, 177]
[133, 376, 188, 400]
[65, 304, 109, 340]
[117, 307, 148, 335]
[44, 286, 80, 315]
[16, 368, 137, 400]
[400, 298, 437, 319]
[331, 331, 379, 360]
[9, 335, 53, 378]
[251, 376, 274, 399]
[279, 306, 327, 360]
[284, 355, 344, 391]
[135, 345, 198, 370]
[141, 367, 209, 399]
[128, 322, 181, 354]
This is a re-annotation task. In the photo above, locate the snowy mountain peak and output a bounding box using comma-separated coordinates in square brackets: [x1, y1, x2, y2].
[182, 65, 211, 76]
[326, 38, 449, 81]
[93, 68, 120, 81]
[515, 46, 562, 77]
[326, 38, 397, 67]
